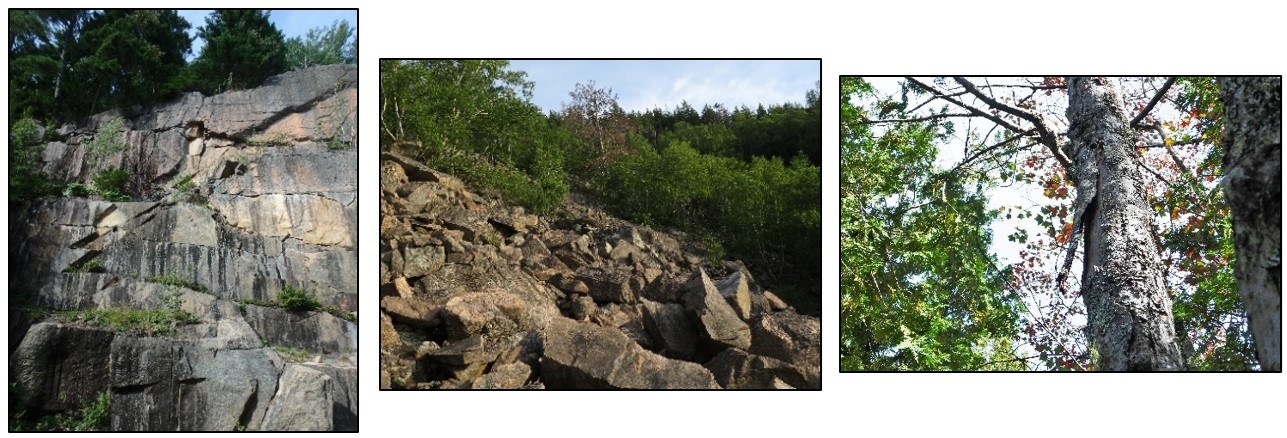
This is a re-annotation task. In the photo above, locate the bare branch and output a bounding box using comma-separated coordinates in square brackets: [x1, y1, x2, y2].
[1129, 77, 1177, 129]
[906, 89, 970, 114]
[861, 113, 975, 124]
[953, 77, 1049, 138]
[973, 84, 1066, 90]
[953, 77, 1072, 169]
[905, 77, 1028, 134]
[949, 130, 1034, 175]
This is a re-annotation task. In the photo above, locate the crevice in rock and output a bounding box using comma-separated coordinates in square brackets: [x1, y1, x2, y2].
[113, 381, 158, 395]
[70, 231, 101, 249]
[236, 379, 259, 430]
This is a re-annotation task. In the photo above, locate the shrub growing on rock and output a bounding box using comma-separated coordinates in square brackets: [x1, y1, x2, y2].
[278, 286, 321, 311]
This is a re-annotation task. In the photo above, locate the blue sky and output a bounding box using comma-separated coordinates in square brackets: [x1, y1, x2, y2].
[509, 60, 820, 114]
[175, 10, 357, 61]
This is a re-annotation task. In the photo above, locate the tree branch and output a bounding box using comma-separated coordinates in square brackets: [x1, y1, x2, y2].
[953, 77, 1051, 140]
[952, 77, 1072, 169]
[1129, 77, 1177, 129]
[861, 113, 975, 124]
[948, 130, 1034, 175]
[905, 77, 1028, 134]
[1137, 122, 1198, 183]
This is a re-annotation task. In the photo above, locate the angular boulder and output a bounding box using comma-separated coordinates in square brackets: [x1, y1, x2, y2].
[540, 318, 719, 389]
[683, 269, 752, 352]
[260, 365, 332, 431]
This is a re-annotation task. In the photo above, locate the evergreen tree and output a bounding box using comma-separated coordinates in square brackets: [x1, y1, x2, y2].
[70, 10, 191, 115]
[190, 10, 286, 94]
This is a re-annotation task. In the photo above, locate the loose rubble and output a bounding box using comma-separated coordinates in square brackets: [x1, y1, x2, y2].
[379, 151, 820, 389]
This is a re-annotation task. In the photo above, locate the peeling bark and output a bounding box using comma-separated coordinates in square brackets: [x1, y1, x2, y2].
[1219, 76, 1282, 371]
[1066, 77, 1183, 371]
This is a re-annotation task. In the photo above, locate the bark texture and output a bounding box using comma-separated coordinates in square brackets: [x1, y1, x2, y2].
[1066, 77, 1183, 371]
[1219, 76, 1282, 371]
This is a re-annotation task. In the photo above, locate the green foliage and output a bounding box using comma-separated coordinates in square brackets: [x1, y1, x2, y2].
[631, 87, 822, 166]
[8, 118, 62, 202]
[54, 293, 199, 336]
[144, 273, 209, 293]
[839, 77, 1024, 370]
[285, 19, 355, 70]
[380, 60, 820, 309]
[701, 233, 726, 266]
[595, 141, 821, 307]
[9, 389, 110, 432]
[189, 10, 287, 94]
[69, 10, 192, 115]
[9, 10, 191, 120]
[660, 121, 738, 157]
[380, 60, 568, 213]
[91, 168, 131, 201]
[277, 286, 321, 312]
[272, 345, 314, 363]
[248, 131, 291, 147]
[85, 117, 128, 158]
[64, 257, 105, 274]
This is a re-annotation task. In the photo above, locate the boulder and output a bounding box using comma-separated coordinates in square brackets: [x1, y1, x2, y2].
[11, 323, 114, 411]
[380, 296, 441, 328]
[441, 289, 534, 340]
[540, 318, 720, 389]
[241, 305, 356, 354]
[379, 312, 402, 353]
[417, 335, 494, 367]
[580, 269, 636, 304]
[763, 290, 792, 312]
[471, 362, 533, 389]
[704, 348, 810, 389]
[640, 299, 700, 361]
[260, 365, 333, 431]
[549, 272, 589, 295]
[684, 269, 752, 352]
[569, 295, 598, 321]
[403, 245, 445, 278]
[749, 312, 821, 389]
[299, 364, 358, 431]
[715, 270, 753, 320]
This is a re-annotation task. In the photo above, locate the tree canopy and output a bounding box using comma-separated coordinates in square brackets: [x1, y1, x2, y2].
[841, 76, 1271, 371]
[189, 10, 287, 94]
[285, 19, 355, 70]
[8, 10, 191, 120]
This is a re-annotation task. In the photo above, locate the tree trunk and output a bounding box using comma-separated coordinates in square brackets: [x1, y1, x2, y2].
[1219, 76, 1282, 371]
[1066, 77, 1183, 370]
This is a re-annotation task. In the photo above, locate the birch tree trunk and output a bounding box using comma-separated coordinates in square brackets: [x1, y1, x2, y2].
[1219, 76, 1282, 371]
[1066, 77, 1183, 370]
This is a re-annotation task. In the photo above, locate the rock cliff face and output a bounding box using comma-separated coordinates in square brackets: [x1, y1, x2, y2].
[379, 152, 820, 389]
[9, 65, 357, 431]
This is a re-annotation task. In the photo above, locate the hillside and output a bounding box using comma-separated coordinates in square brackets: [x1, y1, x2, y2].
[379, 151, 821, 389]
[8, 65, 357, 431]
